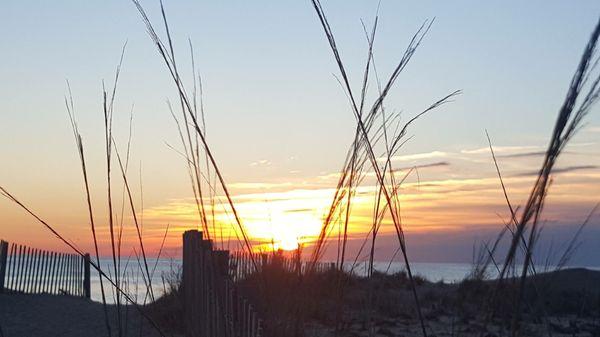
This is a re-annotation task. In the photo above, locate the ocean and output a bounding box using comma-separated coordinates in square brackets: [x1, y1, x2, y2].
[89, 258, 599, 303]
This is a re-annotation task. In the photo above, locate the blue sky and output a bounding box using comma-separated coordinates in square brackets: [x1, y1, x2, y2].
[2, 1, 599, 174]
[1, 1, 599, 262]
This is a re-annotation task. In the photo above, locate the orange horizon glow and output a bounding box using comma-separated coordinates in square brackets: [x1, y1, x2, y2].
[2, 144, 599, 259]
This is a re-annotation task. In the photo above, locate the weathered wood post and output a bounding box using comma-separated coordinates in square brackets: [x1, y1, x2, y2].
[214, 250, 230, 278]
[183, 230, 203, 337]
[201, 239, 213, 337]
[0, 240, 8, 293]
[83, 253, 91, 299]
[214, 250, 230, 337]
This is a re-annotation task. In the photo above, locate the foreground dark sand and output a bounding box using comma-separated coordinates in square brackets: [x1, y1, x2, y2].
[0, 293, 163, 337]
[1, 269, 599, 337]
[236, 268, 600, 337]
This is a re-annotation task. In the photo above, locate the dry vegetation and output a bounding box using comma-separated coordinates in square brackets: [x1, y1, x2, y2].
[144, 261, 600, 336]
[1, 1, 600, 337]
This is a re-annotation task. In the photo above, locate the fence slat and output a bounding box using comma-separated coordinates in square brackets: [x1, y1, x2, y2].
[42, 250, 48, 293]
[32, 249, 39, 293]
[76, 254, 81, 296]
[22, 247, 31, 292]
[62, 253, 68, 294]
[55, 252, 61, 294]
[33, 249, 42, 293]
[42, 251, 50, 294]
[74, 254, 78, 295]
[16, 246, 24, 291]
[75, 254, 79, 296]
[65, 254, 70, 295]
[65, 253, 71, 294]
[8, 243, 17, 290]
[40, 250, 47, 293]
[38, 250, 46, 293]
[35, 249, 43, 293]
[38, 250, 45, 293]
[84, 253, 91, 298]
[72, 254, 77, 295]
[42, 252, 52, 293]
[69, 254, 72, 295]
[57, 253, 65, 294]
[66, 254, 71, 295]
[68, 254, 73, 295]
[25, 248, 33, 293]
[14, 245, 23, 291]
[66, 253, 71, 294]
[0, 241, 8, 293]
[43, 251, 49, 293]
[29, 249, 39, 293]
[77, 255, 82, 296]
[50, 252, 58, 294]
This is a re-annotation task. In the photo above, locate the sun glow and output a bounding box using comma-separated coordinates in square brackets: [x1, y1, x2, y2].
[139, 149, 600, 256]
[206, 189, 335, 252]
[244, 206, 323, 251]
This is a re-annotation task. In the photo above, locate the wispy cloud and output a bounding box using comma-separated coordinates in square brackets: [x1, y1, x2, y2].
[513, 165, 599, 177]
[317, 171, 341, 180]
[250, 159, 271, 167]
[230, 182, 293, 189]
[393, 161, 450, 172]
[497, 151, 547, 159]
[586, 126, 600, 133]
[497, 150, 587, 159]
[570, 142, 597, 147]
[461, 145, 542, 155]
[382, 151, 447, 162]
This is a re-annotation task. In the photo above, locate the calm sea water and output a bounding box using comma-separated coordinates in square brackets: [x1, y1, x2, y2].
[90, 258, 180, 304]
[89, 258, 599, 303]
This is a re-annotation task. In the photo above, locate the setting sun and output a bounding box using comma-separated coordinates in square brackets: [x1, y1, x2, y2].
[234, 198, 325, 252]
[1, 2, 600, 336]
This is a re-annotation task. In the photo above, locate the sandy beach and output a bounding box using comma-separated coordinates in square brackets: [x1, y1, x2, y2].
[1, 1, 600, 337]
[0, 293, 162, 337]
[1, 268, 599, 336]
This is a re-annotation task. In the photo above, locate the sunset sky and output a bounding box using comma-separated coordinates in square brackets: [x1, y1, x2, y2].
[1, 1, 600, 264]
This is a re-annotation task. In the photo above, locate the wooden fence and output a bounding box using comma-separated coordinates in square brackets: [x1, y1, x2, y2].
[183, 230, 263, 337]
[0, 240, 90, 298]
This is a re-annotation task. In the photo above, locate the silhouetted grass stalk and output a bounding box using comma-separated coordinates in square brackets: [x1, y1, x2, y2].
[309, 1, 460, 335]
[132, 0, 257, 269]
[65, 83, 112, 337]
[476, 16, 600, 336]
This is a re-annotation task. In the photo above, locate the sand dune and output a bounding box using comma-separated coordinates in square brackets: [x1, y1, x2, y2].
[0, 294, 162, 337]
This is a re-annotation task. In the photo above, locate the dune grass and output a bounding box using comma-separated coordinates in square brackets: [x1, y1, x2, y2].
[1, 2, 599, 337]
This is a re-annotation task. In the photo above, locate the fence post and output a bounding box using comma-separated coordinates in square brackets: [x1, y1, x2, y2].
[214, 250, 230, 277]
[83, 253, 91, 299]
[200, 239, 213, 337]
[214, 250, 230, 337]
[0, 240, 8, 293]
[261, 253, 267, 271]
[183, 230, 203, 337]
